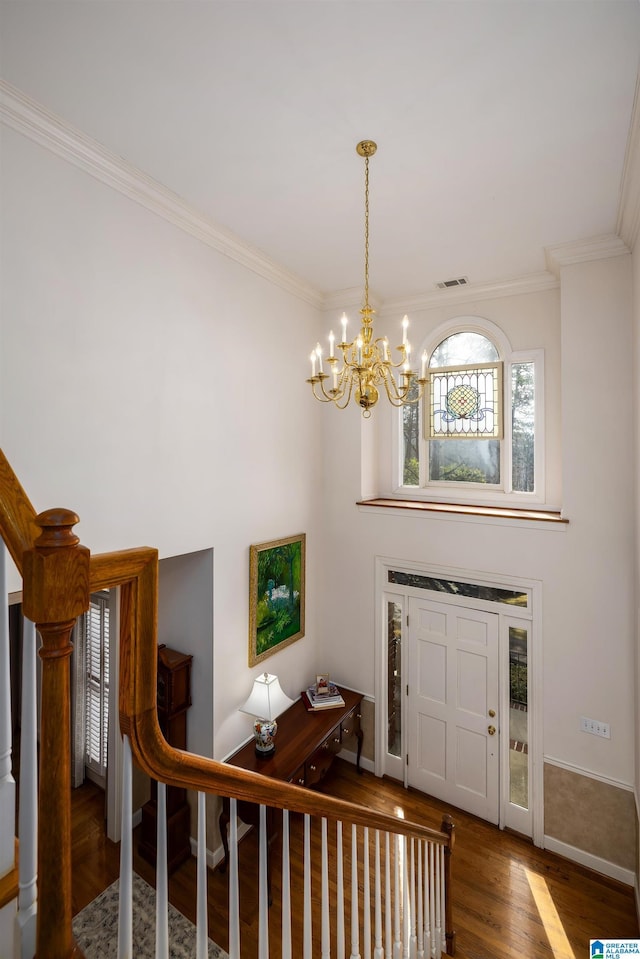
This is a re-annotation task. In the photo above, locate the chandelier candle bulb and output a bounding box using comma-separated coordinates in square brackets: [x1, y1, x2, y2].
[316, 343, 323, 373]
[332, 366, 338, 390]
[402, 315, 409, 345]
[341, 313, 348, 343]
[421, 350, 428, 380]
[356, 337, 363, 366]
[383, 338, 389, 362]
[329, 331, 335, 358]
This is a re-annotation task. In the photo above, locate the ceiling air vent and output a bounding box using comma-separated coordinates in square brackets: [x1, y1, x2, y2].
[436, 276, 469, 290]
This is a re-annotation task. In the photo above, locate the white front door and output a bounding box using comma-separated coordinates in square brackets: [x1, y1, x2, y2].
[407, 597, 500, 823]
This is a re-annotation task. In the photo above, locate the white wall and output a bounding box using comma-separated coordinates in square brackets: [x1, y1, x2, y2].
[158, 550, 214, 759]
[0, 126, 324, 759]
[320, 264, 635, 789]
[1, 94, 636, 826]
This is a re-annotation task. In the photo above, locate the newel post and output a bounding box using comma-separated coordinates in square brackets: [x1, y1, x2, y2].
[22, 509, 90, 959]
[441, 814, 456, 956]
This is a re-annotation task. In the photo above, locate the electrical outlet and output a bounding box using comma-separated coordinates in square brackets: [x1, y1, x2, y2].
[580, 716, 611, 739]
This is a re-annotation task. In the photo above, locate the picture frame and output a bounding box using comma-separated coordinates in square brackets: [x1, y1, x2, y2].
[249, 533, 306, 667]
[315, 673, 330, 695]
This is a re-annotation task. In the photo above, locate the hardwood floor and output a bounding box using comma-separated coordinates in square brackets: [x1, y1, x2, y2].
[71, 759, 639, 958]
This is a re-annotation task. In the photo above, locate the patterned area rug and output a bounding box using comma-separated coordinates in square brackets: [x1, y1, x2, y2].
[72, 873, 228, 959]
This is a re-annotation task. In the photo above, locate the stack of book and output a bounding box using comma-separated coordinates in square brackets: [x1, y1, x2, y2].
[301, 682, 345, 711]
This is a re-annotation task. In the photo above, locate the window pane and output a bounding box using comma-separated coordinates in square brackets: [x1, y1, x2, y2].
[509, 626, 528, 809]
[387, 601, 402, 757]
[512, 362, 535, 492]
[430, 331, 499, 366]
[402, 379, 420, 485]
[428, 364, 502, 439]
[429, 438, 500, 484]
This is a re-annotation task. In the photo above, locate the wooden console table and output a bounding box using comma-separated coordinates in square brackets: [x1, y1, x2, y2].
[219, 686, 363, 880]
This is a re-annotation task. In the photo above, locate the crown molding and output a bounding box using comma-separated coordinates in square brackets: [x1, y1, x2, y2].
[544, 234, 630, 277]
[378, 271, 559, 315]
[617, 66, 640, 250]
[321, 287, 384, 314]
[0, 80, 324, 309]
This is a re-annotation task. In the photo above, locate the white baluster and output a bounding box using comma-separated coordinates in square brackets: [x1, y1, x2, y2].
[434, 845, 441, 959]
[409, 838, 416, 959]
[439, 847, 446, 957]
[304, 814, 312, 959]
[350, 824, 360, 959]
[402, 838, 410, 959]
[16, 616, 37, 959]
[336, 820, 345, 959]
[422, 843, 431, 959]
[228, 799, 240, 959]
[281, 809, 292, 959]
[196, 792, 208, 959]
[393, 835, 401, 959]
[0, 546, 15, 888]
[0, 547, 12, 959]
[117, 735, 133, 959]
[155, 782, 169, 959]
[258, 805, 269, 959]
[321, 818, 330, 959]
[435, 848, 440, 959]
[373, 831, 383, 959]
[428, 845, 435, 959]
[416, 842, 424, 959]
[384, 832, 392, 959]
[363, 827, 371, 959]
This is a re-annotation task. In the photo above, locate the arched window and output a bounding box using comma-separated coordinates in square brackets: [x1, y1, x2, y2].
[401, 320, 542, 502]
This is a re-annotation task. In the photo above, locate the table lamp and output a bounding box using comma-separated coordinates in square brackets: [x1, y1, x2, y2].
[239, 672, 295, 756]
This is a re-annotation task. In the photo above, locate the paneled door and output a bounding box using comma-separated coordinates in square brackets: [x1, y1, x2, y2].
[407, 597, 499, 823]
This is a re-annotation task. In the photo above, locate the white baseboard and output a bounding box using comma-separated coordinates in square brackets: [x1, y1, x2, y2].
[190, 821, 252, 871]
[340, 748, 375, 775]
[543, 834, 635, 887]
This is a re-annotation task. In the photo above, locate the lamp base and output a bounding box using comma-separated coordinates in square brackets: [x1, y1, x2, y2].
[253, 717, 277, 756]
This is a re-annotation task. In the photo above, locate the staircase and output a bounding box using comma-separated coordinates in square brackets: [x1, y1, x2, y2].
[0, 448, 456, 958]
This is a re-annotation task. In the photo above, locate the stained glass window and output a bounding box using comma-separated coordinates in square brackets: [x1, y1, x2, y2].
[428, 362, 503, 440]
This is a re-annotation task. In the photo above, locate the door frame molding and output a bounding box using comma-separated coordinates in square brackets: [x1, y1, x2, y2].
[374, 556, 543, 846]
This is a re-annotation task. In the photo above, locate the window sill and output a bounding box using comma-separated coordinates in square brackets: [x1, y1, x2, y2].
[356, 497, 567, 524]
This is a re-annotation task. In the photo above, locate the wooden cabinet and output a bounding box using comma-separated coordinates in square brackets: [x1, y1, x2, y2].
[219, 688, 363, 877]
[139, 646, 193, 874]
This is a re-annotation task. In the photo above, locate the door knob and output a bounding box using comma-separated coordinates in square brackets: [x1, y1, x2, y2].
[488, 709, 496, 718]
[488, 725, 496, 736]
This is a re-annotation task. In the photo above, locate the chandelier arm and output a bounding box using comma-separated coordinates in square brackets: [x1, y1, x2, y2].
[331, 373, 356, 410]
[308, 377, 339, 403]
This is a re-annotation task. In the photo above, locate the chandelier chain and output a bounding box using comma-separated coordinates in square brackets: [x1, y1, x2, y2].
[364, 155, 370, 309]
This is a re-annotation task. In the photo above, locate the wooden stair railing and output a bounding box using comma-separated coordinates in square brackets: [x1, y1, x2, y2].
[0, 447, 456, 957]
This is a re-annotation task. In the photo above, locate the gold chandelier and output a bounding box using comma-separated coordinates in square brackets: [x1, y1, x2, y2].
[307, 140, 427, 417]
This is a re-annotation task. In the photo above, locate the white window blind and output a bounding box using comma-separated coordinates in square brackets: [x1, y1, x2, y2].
[84, 592, 110, 778]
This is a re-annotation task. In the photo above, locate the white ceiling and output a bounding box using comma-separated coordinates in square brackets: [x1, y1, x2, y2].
[1, 1, 639, 302]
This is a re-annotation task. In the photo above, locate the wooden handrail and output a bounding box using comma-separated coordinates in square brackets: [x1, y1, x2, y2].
[0, 450, 39, 570]
[109, 545, 451, 846]
[0, 446, 454, 956]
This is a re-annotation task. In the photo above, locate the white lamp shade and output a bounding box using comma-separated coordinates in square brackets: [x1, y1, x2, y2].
[239, 672, 295, 720]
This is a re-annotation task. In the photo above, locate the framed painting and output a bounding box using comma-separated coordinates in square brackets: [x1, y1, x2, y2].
[249, 533, 306, 666]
